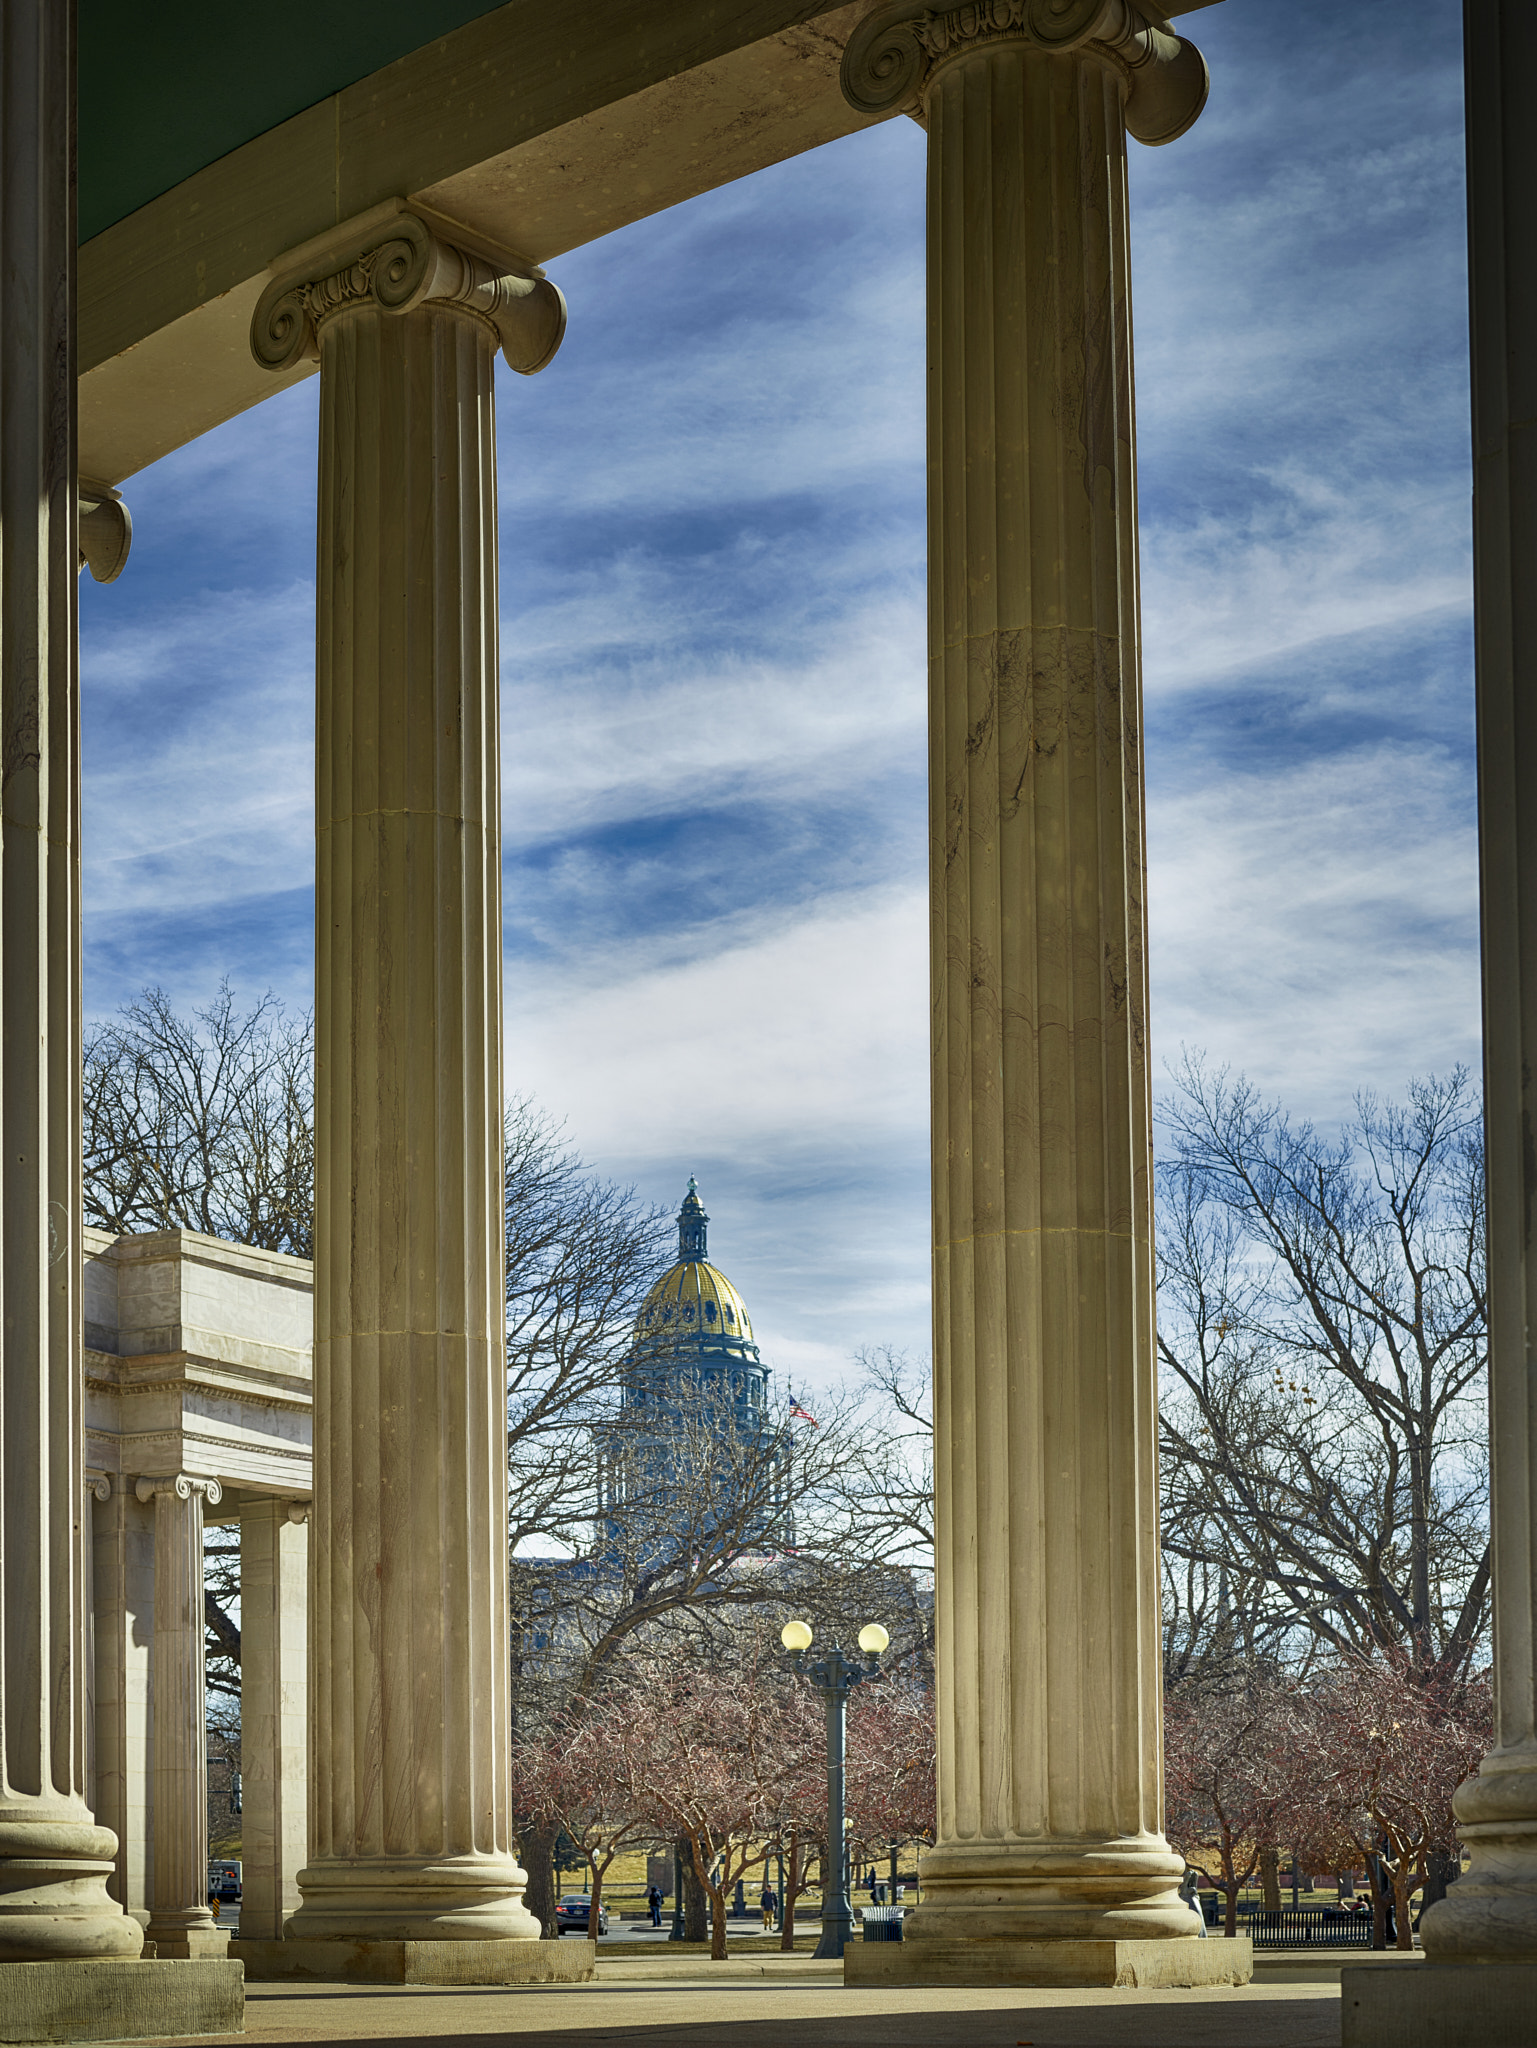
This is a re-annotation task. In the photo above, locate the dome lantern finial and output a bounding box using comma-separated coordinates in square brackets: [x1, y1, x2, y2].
[678, 1178, 708, 1261]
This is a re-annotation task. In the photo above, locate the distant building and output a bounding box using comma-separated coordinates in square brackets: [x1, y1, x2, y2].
[597, 1179, 792, 1558]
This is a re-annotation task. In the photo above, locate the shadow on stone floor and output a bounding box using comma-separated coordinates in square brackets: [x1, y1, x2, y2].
[208, 1989, 1344, 2048]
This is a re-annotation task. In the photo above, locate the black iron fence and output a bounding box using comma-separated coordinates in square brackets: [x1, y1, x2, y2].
[1202, 1901, 1373, 1948]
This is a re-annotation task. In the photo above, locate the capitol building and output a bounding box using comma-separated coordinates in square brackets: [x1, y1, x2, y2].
[598, 1180, 793, 1558]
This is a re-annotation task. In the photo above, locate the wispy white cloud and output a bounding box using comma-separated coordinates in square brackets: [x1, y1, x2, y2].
[505, 881, 931, 1381]
[83, 581, 314, 917]
[502, 582, 925, 851]
[1148, 729, 1479, 1119]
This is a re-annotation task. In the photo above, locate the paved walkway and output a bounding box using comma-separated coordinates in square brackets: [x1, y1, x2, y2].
[102, 1961, 1346, 2048]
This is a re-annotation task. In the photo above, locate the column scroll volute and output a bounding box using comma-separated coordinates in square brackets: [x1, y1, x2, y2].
[78, 479, 132, 584]
[251, 207, 567, 378]
[134, 1474, 223, 1507]
[840, 0, 1209, 144]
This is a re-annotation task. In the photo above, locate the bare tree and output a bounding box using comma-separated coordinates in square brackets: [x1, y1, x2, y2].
[83, 983, 313, 1255]
[512, 1382, 869, 1713]
[501, 1099, 672, 1558]
[1156, 1060, 1489, 1678]
[202, 1527, 242, 1710]
[825, 1346, 934, 1571]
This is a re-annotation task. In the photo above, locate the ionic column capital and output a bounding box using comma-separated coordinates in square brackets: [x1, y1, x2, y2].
[841, 0, 1208, 144]
[250, 204, 566, 377]
[134, 1474, 222, 1507]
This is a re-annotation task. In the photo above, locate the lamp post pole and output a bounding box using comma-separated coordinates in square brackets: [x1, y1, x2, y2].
[782, 1620, 888, 1962]
[669, 1842, 685, 1942]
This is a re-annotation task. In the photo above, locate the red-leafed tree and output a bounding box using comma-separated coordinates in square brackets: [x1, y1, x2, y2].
[846, 1681, 936, 1873]
[1288, 1653, 1491, 1950]
[625, 1647, 822, 1960]
[1165, 1675, 1303, 1936]
[508, 1690, 655, 1937]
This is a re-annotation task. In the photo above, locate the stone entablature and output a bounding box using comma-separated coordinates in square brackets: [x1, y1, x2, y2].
[83, 1228, 313, 1501]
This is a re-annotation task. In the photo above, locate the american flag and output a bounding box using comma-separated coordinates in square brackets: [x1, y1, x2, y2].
[788, 1400, 819, 1427]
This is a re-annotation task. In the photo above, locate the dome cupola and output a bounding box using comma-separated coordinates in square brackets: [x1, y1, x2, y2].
[677, 1176, 708, 1261]
[633, 1180, 760, 1363]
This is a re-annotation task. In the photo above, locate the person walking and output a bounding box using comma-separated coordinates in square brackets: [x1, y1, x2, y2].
[647, 1884, 663, 1929]
[1177, 1867, 1208, 1939]
[760, 1884, 776, 1932]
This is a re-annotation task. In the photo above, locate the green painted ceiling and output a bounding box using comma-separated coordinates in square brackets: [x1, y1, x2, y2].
[77, 0, 508, 244]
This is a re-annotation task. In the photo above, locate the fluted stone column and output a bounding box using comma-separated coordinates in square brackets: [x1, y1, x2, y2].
[1411, 0, 1537, 1995]
[250, 207, 564, 1945]
[1342, 12, 1537, 2040]
[136, 1476, 225, 1960]
[0, 0, 141, 1969]
[238, 1500, 308, 1941]
[842, 2, 1210, 1956]
[91, 1478, 156, 1919]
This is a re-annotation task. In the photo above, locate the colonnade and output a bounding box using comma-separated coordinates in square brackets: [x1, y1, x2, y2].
[2, 0, 1537, 2031]
[90, 1476, 309, 1950]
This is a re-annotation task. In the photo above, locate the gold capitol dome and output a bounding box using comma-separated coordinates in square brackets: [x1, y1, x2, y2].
[635, 1177, 760, 1359]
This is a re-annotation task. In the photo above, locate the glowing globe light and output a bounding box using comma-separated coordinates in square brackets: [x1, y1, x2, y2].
[780, 1619, 813, 1653]
[857, 1623, 890, 1656]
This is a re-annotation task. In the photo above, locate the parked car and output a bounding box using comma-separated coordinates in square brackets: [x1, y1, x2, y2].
[556, 1894, 609, 1936]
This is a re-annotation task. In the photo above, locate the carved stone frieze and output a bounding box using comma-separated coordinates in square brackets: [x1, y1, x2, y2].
[251, 208, 566, 377]
[841, 0, 1208, 144]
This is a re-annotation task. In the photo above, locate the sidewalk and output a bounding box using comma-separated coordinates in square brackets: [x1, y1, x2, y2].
[95, 1969, 1343, 2048]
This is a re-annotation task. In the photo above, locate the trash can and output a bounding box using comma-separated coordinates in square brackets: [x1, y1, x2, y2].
[861, 1904, 904, 1942]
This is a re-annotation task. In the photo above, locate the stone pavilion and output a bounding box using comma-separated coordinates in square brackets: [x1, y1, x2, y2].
[1, 5, 1534, 2044]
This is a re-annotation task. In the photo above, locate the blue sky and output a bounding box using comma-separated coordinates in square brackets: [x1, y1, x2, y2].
[79, 0, 1475, 1392]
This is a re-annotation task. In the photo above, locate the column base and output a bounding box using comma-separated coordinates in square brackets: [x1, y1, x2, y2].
[0, 1818, 147, 1963]
[148, 1927, 229, 1959]
[906, 1839, 1198, 1944]
[229, 1936, 596, 1984]
[844, 1936, 1253, 1989]
[1343, 1962, 1537, 2047]
[288, 1856, 543, 1942]
[0, 1959, 242, 2042]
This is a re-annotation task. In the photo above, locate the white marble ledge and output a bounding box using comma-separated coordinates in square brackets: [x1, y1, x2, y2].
[85, 1354, 312, 1402]
[84, 1225, 314, 1284]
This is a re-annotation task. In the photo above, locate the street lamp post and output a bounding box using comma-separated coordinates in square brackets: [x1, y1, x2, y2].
[781, 1619, 889, 1960]
[669, 1842, 685, 1941]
